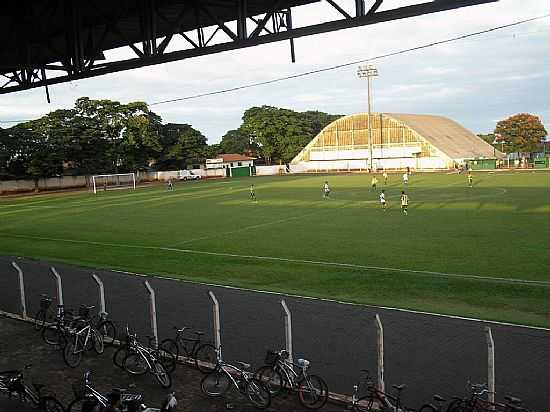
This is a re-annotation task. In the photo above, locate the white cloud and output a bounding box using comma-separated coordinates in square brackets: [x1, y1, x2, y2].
[1, 0, 549, 141]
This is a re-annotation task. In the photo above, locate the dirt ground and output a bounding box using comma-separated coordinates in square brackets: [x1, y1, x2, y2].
[0, 316, 346, 412]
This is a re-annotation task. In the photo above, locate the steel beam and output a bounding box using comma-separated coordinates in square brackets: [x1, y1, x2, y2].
[0, 0, 498, 94]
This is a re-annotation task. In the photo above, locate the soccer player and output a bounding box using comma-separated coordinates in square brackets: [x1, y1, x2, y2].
[371, 175, 378, 191]
[167, 178, 173, 191]
[250, 184, 256, 201]
[383, 171, 388, 185]
[323, 181, 331, 199]
[400, 191, 409, 215]
[468, 171, 473, 187]
[379, 190, 387, 211]
[403, 172, 409, 185]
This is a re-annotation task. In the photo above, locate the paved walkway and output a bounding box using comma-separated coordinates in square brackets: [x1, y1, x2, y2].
[0, 316, 345, 412]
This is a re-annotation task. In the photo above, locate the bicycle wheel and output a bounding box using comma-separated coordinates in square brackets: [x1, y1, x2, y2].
[246, 379, 271, 409]
[201, 371, 231, 397]
[419, 405, 438, 412]
[194, 343, 217, 374]
[123, 353, 148, 375]
[91, 329, 104, 354]
[159, 338, 179, 360]
[63, 341, 82, 368]
[96, 320, 116, 346]
[298, 374, 329, 409]
[446, 399, 463, 412]
[157, 346, 177, 374]
[255, 366, 284, 396]
[113, 346, 129, 369]
[42, 325, 66, 348]
[41, 395, 65, 412]
[67, 397, 99, 412]
[153, 361, 172, 389]
[34, 310, 46, 331]
[448, 402, 471, 412]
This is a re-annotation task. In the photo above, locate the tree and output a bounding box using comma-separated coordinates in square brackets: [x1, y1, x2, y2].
[220, 128, 257, 154]
[494, 113, 547, 153]
[155, 123, 208, 170]
[477, 133, 496, 146]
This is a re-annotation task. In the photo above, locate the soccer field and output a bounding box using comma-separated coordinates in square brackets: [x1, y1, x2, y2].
[1, 171, 549, 327]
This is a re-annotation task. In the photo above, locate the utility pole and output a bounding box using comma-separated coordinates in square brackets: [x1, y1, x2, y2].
[358, 63, 379, 171]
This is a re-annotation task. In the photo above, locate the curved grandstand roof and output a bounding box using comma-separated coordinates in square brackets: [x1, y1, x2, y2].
[385, 113, 500, 159]
[292, 112, 502, 164]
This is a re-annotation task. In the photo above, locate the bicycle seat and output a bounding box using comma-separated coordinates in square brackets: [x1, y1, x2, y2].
[297, 359, 310, 368]
[32, 383, 45, 392]
[505, 396, 522, 404]
[195, 331, 205, 336]
[173, 326, 188, 333]
[237, 362, 251, 370]
[433, 395, 446, 402]
[392, 384, 406, 392]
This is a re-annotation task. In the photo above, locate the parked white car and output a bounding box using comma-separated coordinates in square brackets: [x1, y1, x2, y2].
[178, 170, 201, 181]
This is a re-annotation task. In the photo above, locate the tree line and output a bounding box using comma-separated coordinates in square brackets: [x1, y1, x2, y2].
[0, 98, 341, 182]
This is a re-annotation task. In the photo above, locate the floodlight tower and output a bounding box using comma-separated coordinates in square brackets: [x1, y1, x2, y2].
[357, 63, 379, 171]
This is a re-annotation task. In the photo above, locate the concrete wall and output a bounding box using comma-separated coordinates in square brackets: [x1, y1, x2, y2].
[0, 176, 87, 194]
[256, 165, 285, 176]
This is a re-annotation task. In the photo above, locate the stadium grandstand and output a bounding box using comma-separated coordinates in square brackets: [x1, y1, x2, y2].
[292, 113, 504, 171]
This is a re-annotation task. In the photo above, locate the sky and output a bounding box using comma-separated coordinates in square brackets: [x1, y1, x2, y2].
[1, 0, 549, 144]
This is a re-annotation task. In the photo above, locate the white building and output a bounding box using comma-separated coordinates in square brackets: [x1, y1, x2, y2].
[206, 153, 255, 177]
[292, 113, 503, 171]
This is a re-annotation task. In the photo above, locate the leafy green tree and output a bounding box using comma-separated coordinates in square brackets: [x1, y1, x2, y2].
[494, 113, 547, 153]
[477, 133, 496, 146]
[155, 123, 208, 170]
[220, 128, 258, 154]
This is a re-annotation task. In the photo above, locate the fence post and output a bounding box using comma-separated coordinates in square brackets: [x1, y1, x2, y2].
[281, 299, 293, 363]
[208, 291, 221, 355]
[50, 267, 64, 306]
[375, 314, 385, 393]
[485, 326, 495, 406]
[91, 273, 106, 314]
[11, 262, 27, 319]
[143, 280, 158, 348]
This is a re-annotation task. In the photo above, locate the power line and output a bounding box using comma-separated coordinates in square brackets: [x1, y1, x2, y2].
[1, 12, 549, 125]
[148, 13, 550, 106]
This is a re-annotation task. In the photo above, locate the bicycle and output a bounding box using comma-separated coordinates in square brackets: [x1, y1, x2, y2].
[255, 349, 329, 409]
[0, 364, 65, 412]
[42, 303, 74, 348]
[63, 305, 104, 367]
[93, 310, 117, 347]
[201, 347, 271, 409]
[159, 325, 216, 373]
[419, 393, 461, 412]
[113, 326, 138, 369]
[33, 294, 54, 331]
[448, 383, 527, 412]
[122, 334, 173, 388]
[66, 370, 157, 412]
[346, 369, 415, 412]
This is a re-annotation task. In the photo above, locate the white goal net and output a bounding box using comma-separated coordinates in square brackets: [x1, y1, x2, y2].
[92, 173, 136, 194]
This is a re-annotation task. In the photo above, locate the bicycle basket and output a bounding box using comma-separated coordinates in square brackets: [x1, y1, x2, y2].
[78, 306, 90, 318]
[264, 350, 278, 366]
[72, 382, 87, 399]
[40, 297, 52, 310]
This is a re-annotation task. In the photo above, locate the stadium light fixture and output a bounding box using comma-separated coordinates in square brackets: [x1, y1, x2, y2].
[357, 63, 379, 171]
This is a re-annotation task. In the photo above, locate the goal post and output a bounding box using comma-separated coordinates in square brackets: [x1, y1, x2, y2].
[92, 173, 136, 194]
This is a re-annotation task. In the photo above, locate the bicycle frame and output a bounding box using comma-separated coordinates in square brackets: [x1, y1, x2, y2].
[70, 323, 93, 354]
[175, 328, 202, 356]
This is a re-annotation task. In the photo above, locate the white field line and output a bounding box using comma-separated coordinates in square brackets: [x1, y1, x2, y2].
[111, 270, 550, 332]
[1, 232, 549, 288]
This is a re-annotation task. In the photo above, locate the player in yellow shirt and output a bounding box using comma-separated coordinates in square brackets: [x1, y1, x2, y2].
[383, 171, 388, 185]
[400, 191, 409, 215]
[371, 176, 378, 191]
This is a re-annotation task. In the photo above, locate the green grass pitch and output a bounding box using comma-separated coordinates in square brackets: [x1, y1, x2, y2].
[1, 171, 549, 327]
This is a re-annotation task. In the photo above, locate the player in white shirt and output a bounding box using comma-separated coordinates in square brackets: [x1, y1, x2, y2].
[323, 181, 331, 199]
[403, 172, 409, 185]
[379, 190, 387, 211]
